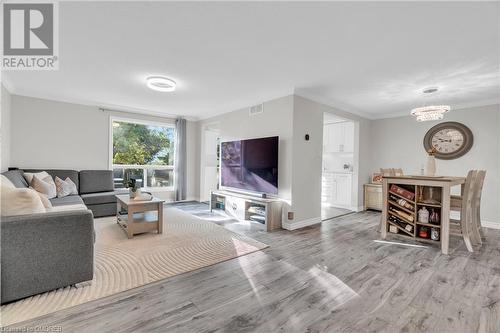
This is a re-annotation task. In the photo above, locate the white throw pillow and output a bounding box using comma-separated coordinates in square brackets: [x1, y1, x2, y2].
[35, 192, 53, 209]
[1, 187, 46, 216]
[54, 176, 78, 198]
[1, 175, 15, 189]
[30, 174, 57, 199]
[23, 171, 51, 185]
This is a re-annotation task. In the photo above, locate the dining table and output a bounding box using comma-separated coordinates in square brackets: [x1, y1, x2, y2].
[380, 175, 466, 255]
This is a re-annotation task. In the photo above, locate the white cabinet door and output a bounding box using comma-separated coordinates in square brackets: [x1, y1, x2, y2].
[325, 123, 342, 152]
[343, 122, 354, 153]
[333, 174, 351, 206]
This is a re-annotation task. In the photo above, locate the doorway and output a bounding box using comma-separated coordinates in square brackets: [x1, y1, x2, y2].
[321, 113, 358, 220]
[200, 123, 220, 202]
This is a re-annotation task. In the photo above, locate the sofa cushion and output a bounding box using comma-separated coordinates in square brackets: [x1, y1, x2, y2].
[80, 189, 128, 205]
[50, 195, 85, 207]
[23, 169, 79, 192]
[2, 170, 29, 188]
[79, 170, 114, 194]
[48, 204, 87, 212]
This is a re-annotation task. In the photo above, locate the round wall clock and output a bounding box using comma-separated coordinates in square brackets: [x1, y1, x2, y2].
[423, 122, 473, 160]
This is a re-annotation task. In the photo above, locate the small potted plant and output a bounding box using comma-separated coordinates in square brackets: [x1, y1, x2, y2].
[123, 174, 139, 198]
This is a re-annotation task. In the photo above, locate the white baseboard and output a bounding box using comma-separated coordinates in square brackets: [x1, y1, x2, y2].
[282, 216, 321, 231]
[481, 220, 500, 230]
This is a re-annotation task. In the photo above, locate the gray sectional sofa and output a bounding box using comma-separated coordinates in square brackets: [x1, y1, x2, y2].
[1, 168, 127, 304]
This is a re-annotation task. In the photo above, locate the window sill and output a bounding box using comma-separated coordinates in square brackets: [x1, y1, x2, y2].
[142, 187, 174, 193]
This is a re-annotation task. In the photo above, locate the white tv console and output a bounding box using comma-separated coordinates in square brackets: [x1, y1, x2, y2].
[210, 190, 283, 231]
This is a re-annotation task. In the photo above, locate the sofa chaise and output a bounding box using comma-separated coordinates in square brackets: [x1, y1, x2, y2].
[1, 168, 127, 304]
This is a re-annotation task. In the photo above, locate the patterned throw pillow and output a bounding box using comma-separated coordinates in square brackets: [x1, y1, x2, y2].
[23, 171, 51, 184]
[54, 176, 78, 198]
[30, 174, 57, 199]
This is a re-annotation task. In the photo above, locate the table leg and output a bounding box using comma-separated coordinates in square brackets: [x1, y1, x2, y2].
[158, 203, 163, 234]
[441, 185, 451, 255]
[116, 201, 121, 224]
[127, 206, 134, 239]
[380, 179, 388, 239]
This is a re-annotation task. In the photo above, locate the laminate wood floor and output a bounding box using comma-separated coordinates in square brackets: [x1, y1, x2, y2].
[5, 204, 500, 333]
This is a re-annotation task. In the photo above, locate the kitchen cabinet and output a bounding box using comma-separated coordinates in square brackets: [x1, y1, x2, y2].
[323, 122, 354, 153]
[322, 172, 352, 208]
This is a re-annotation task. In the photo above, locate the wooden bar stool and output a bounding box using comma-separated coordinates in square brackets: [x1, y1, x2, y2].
[449, 170, 477, 252]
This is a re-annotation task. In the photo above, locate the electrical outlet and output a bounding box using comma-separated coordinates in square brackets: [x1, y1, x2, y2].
[287, 212, 294, 220]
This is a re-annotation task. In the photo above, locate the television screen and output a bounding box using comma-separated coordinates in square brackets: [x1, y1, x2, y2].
[220, 136, 279, 195]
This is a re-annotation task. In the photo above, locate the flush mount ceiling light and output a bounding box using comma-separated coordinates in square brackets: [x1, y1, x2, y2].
[146, 76, 176, 92]
[410, 87, 450, 122]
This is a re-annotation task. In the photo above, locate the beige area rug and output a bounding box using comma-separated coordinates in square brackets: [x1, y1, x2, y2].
[1, 207, 268, 326]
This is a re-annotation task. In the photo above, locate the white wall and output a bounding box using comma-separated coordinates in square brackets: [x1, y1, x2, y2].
[1, 84, 12, 172]
[10, 95, 199, 201]
[289, 95, 324, 225]
[294, 95, 372, 211]
[200, 95, 294, 203]
[370, 104, 500, 225]
[200, 94, 371, 229]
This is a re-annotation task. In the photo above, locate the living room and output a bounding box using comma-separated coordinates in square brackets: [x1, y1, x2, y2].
[1, 1, 499, 332]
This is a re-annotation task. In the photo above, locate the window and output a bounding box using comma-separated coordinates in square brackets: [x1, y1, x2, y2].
[110, 117, 175, 190]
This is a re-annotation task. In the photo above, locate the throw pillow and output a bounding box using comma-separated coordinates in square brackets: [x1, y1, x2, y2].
[54, 176, 78, 198]
[36, 192, 53, 209]
[23, 171, 51, 185]
[30, 174, 57, 199]
[1, 175, 16, 189]
[1, 187, 46, 216]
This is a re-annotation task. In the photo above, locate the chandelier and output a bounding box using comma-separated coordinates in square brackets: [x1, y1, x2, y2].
[411, 87, 450, 122]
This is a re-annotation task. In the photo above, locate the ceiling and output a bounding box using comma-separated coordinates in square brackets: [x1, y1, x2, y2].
[3, 1, 499, 120]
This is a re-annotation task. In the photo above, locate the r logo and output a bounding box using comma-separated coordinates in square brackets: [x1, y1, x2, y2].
[3, 3, 54, 56]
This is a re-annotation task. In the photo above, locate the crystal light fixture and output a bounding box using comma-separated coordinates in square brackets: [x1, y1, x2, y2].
[410, 87, 450, 122]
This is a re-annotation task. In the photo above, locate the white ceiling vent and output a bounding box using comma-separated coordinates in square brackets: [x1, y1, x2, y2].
[249, 104, 264, 116]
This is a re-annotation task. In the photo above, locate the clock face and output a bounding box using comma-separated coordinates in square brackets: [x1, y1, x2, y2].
[431, 129, 464, 154]
[423, 122, 473, 160]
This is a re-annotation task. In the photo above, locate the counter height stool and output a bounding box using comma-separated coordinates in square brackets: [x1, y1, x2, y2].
[450, 170, 486, 247]
[449, 170, 477, 252]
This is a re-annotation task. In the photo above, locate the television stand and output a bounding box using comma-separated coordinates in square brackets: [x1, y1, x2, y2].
[210, 190, 283, 231]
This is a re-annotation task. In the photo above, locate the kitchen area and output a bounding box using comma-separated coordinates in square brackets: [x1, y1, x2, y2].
[322, 113, 357, 220]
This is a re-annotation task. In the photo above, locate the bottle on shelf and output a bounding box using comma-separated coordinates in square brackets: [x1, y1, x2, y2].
[431, 227, 440, 241]
[389, 206, 414, 222]
[418, 206, 429, 223]
[389, 215, 413, 233]
[389, 194, 413, 210]
[429, 209, 440, 224]
[419, 226, 430, 239]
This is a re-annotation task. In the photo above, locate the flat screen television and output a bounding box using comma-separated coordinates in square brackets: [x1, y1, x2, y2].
[220, 136, 279, 195]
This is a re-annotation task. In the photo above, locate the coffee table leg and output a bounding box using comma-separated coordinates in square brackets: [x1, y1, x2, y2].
[127, 206, 134, 239]
[158, 203, 163, 234]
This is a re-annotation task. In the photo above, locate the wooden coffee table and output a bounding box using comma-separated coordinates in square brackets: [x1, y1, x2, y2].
[116, 195, 165, 239]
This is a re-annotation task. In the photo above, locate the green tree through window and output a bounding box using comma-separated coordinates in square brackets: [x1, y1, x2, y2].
[113, 121, 174, 166]
[112, 120, 175, 189]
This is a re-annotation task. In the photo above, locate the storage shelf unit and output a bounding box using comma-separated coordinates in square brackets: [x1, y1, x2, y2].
[210, 190, 283, 231]
[385, 183, 442, 244]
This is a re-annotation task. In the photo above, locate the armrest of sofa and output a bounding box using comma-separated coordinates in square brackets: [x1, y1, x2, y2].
[1, 210, 95, 304]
